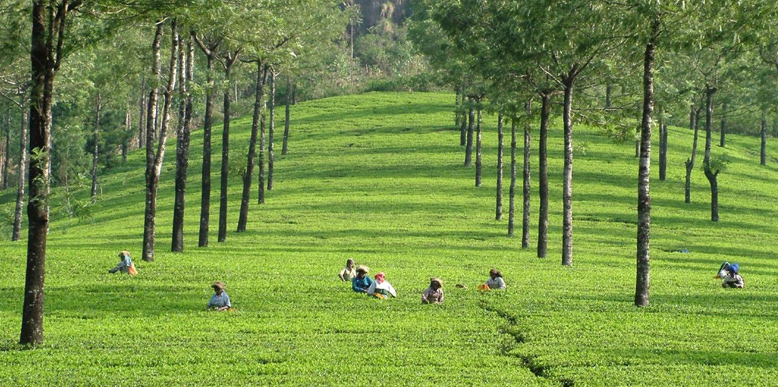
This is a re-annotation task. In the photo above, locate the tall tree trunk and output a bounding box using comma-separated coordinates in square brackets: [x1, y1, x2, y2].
[12, 109, 28, 242]
[719, 102, 726, 148]
[258, 103, 266, 204]
[22, 0, 70, 346]
[475, 103, 483, 187]
[495, 110, 503, 219]
[139, 77, 146, 149]
[561, 69, 578, 267]
[464, 100, 474, 166]
[90, 92, 101, 202]
[508, 118, 516, 236]
[684, 106, 701, 203]
[636, 22, 657, 307]
[522, 100, 532, 249]
[459, 84, 467, 146]
[141, 21, 164, 261]
[267, 71, 276, 191]
[282, 74, 291, 155]
[238, 62, 267, 231]
[658, 118, 667, 181]
[1, 114, 9, 190]
[537, 93, 550, 259]
[194, 34, 219, 247]
[454, 85, 461, 130]
[143, 19, 178, 262]
[122, 108, 130, 162]
[761, 113, 767, 166]
[702, 85, 719, 222]
[218, 52, 239, 243]
[172, 34, 193, 252]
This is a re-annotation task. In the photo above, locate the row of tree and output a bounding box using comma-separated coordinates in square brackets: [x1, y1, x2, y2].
[409, 0, 778, 307]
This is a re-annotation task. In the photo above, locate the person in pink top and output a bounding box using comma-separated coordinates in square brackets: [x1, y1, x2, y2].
[421, 277, 444, 304]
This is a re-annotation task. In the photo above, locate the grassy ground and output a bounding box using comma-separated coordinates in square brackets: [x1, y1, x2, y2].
[1, 91, 777, 386]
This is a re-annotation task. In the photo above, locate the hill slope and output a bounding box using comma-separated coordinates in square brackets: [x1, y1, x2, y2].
[1, 92, 777, 385]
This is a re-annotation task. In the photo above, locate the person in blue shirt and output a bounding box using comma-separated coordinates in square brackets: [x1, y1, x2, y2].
[351, 265, 373, 293]
[207, 281, 232, 311]
[108, 250, 134, 274]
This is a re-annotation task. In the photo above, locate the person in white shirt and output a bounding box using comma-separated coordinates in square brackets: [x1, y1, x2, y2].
[483, 268, 506, 290]
[367, 272, 397, 299]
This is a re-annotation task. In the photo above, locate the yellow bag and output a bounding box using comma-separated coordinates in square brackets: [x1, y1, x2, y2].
[128, 263, 138, 276]
[477, 284, 491, 292]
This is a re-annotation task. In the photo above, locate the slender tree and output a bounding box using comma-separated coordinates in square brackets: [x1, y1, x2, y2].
[172, 33, 194, 252]
[13, 109, 28, 242]
[90, 92, 102, 202]
[522, 100, 531, 249]
[218, 49, 240, 243]
[495, 110, 503, 219]
[237, 62, 267, 231]
[282, 74, 292, 155]
[142, 19, 179, 262]
[267, 70, 276, 191]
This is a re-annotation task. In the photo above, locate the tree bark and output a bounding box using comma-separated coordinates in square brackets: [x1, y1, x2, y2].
[464, 100, 474, 166]
[459, 84, 467, 146]
[141, 21, 164, 261]
[1, 114, 9, 190]
[194, 33, 219, 247]
[267, 71, 276, 191]
[719, 102, 726, 148]
[143, 19, 179, 262]
[454, 84, 461, 130]
[172, 33, 193, 252]
[761, 113, 767, 166]
[702, 85, 719, 222]
[13, 109, 28, 242]
[122, 108, 130, 162]
[636, 22, 657, 307]
[238, 62, 267, 231]
[658, 119, 667, 181]
[537, 93, 550, 259]
[508, 118, 516, 236]
[495, 110, 503, 219]
[218, 51, 239, 243]
[90, 92, 101, 202]
[475, 102, 483, 187]
[561, 72, 576, 267]
[522, 100, 531, 249]
[139, 77, 146, 149]
[258, 102, 266, 204]
[684, 106, 701, 203]
[22, 0, 74, 346]
[282, 74, 291, 155]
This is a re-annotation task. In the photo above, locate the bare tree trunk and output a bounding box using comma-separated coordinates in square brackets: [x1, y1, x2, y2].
[1, 114, 9, 190]
[145, 20, 180, 261]
[141, 21, 164, 261]
[122, 107, 130, 162]
[218, 52, 239, 243]
[522, 100, 531, 249]
[267, 71, 276, 191]
[495, 110, 503, 219]
[537, 93, 550, 259]
[636, 22, 657, 307]
[22, 0, 66, 346]
[475, 103, 483, 187]
[282, 74, 291, 155]
[761, 113, 767, 166]
[12, 109, 28, 242]
[719, 102, 726, 148]
[702, 85, 719, 222]
[464, 100, 474, 166]
[258, 104, 266, 204]
[139, 77, 147, 149]
[90, 92, 101, 202]
[658, 118, 667, 181]
[508, 118, 516, 236]
[459, 83, 467, 146]
[194, 33, 219, 247]
[238, 62, 267, 231]
[561, 73, 576, 267]
[454, 85, 461, 130]
[172, 34, 193, 252]
[685, 106, 701, 203]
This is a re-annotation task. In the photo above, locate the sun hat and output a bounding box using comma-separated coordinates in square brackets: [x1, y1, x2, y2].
[430, 277, 443, 287]
[356, 265, 369, 274]
[211, 281, 226, 290]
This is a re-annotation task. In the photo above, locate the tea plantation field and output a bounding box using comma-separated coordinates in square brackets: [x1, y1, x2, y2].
[1, 92, 778, 385]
